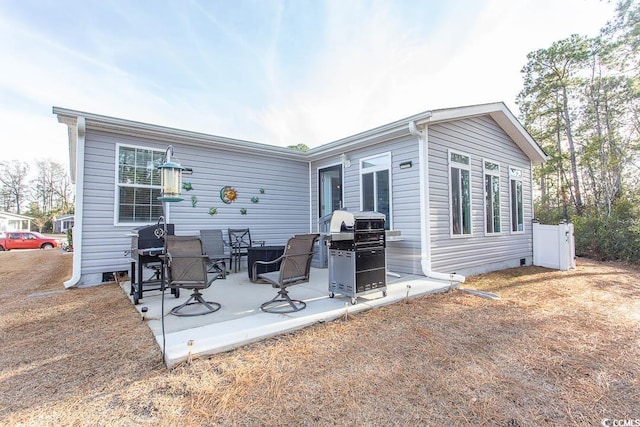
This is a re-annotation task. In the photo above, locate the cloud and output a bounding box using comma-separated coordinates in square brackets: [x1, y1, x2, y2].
[0, 0, 618, 169]
[252, 0, 617, 147]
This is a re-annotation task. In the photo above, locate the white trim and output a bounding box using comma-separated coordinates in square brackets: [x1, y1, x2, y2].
[482, 159, 502, 236]
[359, 152, 393, 229]
[509, 166, 525, 234]
[448, 149, 473, 238]
[114, 143, 165, 227]
[64, 116, 85, 288]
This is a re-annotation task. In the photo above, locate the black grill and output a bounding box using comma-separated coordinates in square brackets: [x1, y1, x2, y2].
[328, 211, 387, 304]
[128, 224, 175, 304]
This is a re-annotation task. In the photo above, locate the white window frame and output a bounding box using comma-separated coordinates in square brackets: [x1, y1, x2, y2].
[483, 159, 501, 236]
[359, 152, 393, 229]
[114, 143, 165, 226]
[448, 149, 473, 237]
[509, 166, 525, 233]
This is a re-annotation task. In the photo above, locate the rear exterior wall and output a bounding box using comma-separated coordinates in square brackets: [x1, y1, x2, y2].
[428, 116, 534, 276]
[77, 129, 310, 286]
[310, 115, 535, 278]
[310, 135, 425, 275]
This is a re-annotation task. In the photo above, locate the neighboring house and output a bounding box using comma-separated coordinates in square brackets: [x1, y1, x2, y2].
[53, 214, 75, 233]
[0, 211, 32, 232]
[53, 102, 547, 288]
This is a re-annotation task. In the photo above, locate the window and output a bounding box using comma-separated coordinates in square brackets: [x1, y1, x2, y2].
[116, 145, 165, 224]
[449, 150, 472, 236]
[509, 166, 524, 232]
[360, 153, 391, 229]
[484, 160, 501, 234]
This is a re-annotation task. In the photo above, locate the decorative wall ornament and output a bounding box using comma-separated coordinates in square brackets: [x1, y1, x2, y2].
[209, 207, 218, 215]
[191, 195, 198, 207]
[220, 186, 238, 204]
[240, 208, 247, 215]
[182, 182, 193, 191]
[251, 196, 259, 203]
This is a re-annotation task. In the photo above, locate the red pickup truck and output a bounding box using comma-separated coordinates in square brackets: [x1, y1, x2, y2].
[0, 231, 59, 251]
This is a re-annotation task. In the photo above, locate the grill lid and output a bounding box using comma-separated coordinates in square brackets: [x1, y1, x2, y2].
[130, 224, 175, 249]
[329, 210, 385, 233]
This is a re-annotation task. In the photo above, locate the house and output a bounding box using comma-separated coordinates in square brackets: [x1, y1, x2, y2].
[53, 102, 547, 288]
[0, 211, 32, 232]
[53, 214, 75, 234]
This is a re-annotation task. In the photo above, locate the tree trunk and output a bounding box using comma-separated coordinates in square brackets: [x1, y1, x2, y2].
[561, 86, 583, 215]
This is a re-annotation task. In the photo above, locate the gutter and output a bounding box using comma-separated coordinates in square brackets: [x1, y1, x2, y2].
[52, 107, 307, 162]
[411, 119, 466, 284]
[308, 160, 313, 232]
[64, 117, 86, 288]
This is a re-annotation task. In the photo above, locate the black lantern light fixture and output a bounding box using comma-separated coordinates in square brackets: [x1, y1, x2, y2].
[158, 145, 185, 202]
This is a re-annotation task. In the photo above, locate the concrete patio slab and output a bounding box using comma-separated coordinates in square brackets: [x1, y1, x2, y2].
[121, 267, 455, 367]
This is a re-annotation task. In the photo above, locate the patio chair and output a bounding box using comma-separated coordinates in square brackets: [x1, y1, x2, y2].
[254, 233, 320, 313]
[165, 235, 222, 317]
[200, 229, 230, 279]
[228, 228, 265, 272]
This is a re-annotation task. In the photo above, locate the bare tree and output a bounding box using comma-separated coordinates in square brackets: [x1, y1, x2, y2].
[31, 159, 73, 213]
[0, 161, 29, 214]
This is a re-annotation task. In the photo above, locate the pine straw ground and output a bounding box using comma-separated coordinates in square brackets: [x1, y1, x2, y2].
[0, 251, 638, 426]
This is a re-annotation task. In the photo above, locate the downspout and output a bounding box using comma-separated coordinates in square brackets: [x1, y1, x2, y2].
[529, 159, 535, 265]
[64, 116, 85, 288]
[410, 119, 466, 284]
[308, 160, 313, 232]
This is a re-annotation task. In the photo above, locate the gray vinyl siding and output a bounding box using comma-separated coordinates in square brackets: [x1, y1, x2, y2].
[310, 135, 423, 275]
[78, 129, 309, 285]
[428, 116, 533, 275]
[304, 115, 536, 279]
[76, 111, 537, 285]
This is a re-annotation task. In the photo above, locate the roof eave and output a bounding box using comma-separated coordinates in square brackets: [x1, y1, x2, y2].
[306, 110, 433, 160]
[52, 107, 308, 162]
[53, 102, 548, 167]
[428, 102, 548, 164]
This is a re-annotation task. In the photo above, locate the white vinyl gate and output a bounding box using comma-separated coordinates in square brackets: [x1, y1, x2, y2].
[532, 221, 576, 271]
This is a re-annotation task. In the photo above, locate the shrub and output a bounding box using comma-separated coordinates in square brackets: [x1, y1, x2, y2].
[66, 228, 73, 251]
[572, 210, 640, 263]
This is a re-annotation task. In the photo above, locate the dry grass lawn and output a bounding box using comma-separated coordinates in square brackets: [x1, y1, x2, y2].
[0, 250, 638, 426]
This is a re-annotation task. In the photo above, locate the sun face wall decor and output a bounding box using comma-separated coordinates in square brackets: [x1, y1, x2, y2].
[220, 186, 238, 204]
[202, 186, 266, 217]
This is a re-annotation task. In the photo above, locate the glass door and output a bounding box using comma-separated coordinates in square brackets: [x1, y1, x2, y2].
[318, 165, 342, 229]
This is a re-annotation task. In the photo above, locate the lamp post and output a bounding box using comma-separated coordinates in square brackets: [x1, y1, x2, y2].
[157, 144, 185, 271]
[157, 145, 186, 367]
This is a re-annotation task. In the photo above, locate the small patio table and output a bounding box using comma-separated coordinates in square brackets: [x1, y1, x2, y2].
[247, 245, 285, 281]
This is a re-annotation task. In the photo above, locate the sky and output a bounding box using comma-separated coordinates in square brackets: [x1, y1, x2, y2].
[0, 0, 619, 171]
